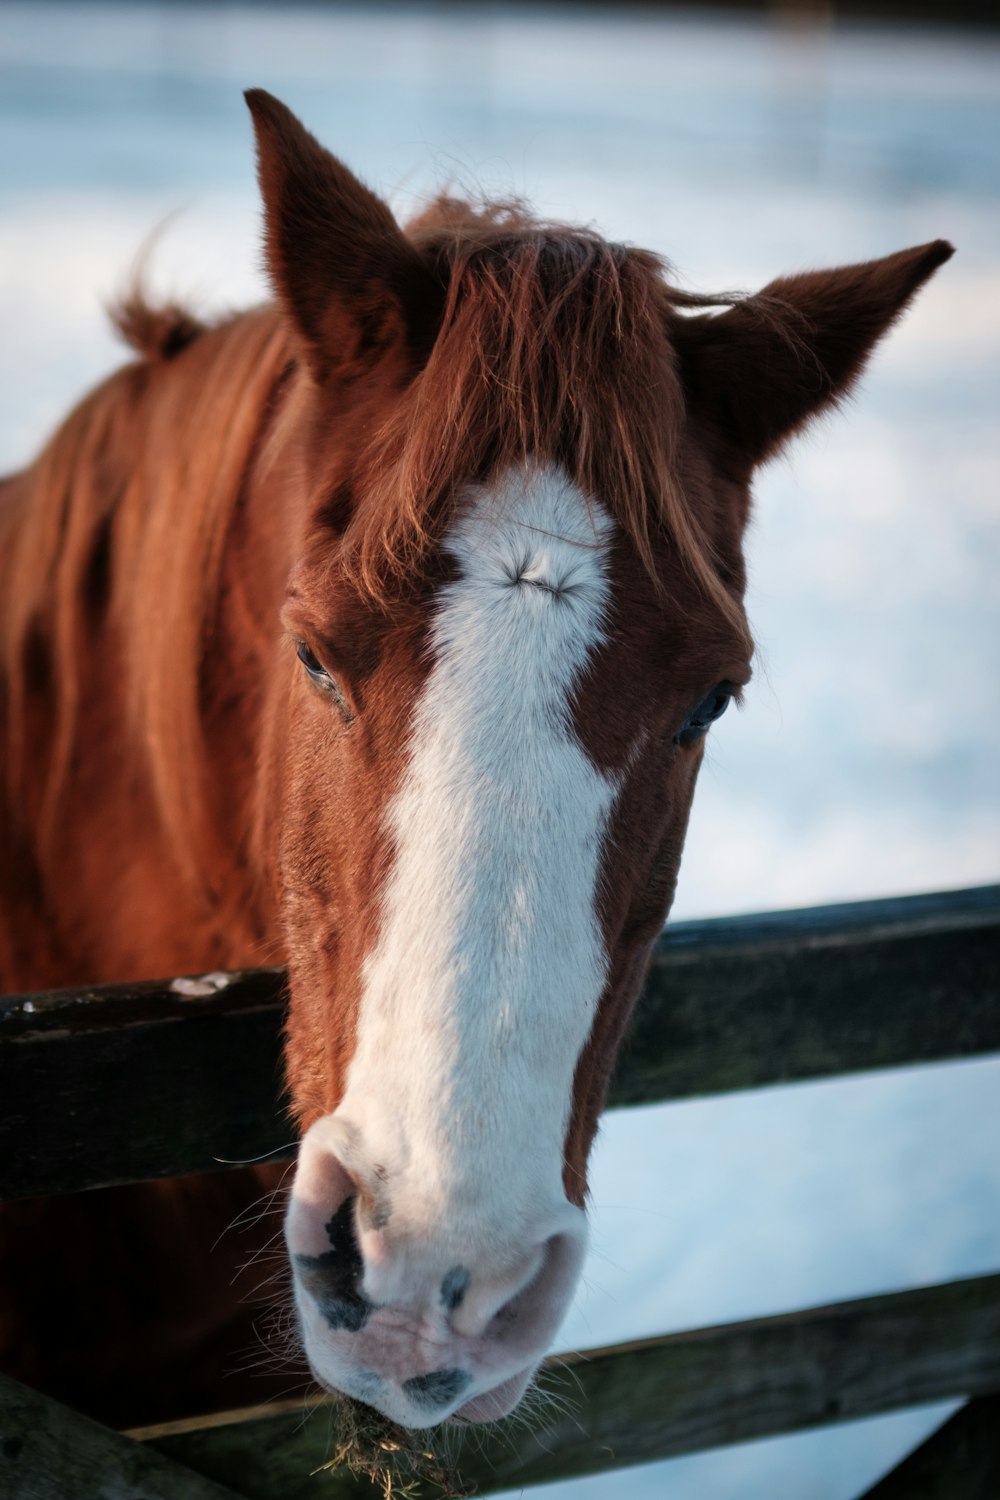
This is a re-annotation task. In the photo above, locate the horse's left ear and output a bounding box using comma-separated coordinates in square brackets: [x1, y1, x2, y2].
[245, 89, 442, 383]
[673, 240, 954, 470]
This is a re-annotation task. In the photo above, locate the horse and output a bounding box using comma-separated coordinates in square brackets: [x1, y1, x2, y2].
[0, 89, 951, 1432]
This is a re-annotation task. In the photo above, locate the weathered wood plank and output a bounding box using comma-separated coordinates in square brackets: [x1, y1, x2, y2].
[143, 1272, 1000, 1499]
[2, 885, 997, 1198]
[857, 1395, 1000, 1499]
[610, 882, 1000, 1107]
[0, 968, 292, 1198]
[0, 1370, 247, 1500]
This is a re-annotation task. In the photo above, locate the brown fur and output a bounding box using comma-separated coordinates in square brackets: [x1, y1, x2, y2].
[0, 88, 951, 1426]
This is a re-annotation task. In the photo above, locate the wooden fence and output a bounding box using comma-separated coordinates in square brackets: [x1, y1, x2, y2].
[1, 884, 998, 1498]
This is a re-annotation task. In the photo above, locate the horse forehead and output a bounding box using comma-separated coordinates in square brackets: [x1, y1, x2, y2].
[320, 464, 619, 683]
[445, 464, 615, 576]
[417, 466, 618, 706]
[294, 463, 649, 745]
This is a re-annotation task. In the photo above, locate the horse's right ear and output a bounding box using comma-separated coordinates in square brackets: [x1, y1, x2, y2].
[244, 90, 441, 384]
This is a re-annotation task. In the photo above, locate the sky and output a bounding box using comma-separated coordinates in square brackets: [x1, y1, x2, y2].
[1, 5, 998, 1496]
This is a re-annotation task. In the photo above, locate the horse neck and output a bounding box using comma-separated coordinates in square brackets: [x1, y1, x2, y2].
[0, 311, 304, 988]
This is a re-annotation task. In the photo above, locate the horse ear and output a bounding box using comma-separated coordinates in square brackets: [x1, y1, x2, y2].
[244, 89, 441, 383]
[673, 240, 953, 470]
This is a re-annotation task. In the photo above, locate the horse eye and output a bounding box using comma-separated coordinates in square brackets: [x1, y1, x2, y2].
[675, 686, 734, 747]
[296, 640, 330, 683]
[295, 640, 353, 721]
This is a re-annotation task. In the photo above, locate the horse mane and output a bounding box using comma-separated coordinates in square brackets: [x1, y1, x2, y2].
[110, 290, 206, 362]
[1, 304, 294, 906]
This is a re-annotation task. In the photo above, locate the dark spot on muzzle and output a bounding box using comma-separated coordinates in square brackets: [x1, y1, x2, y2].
[294, 1196, 371, 1332]
[440, 1265, 470, 1311]
[401, 1367, 472, 1410]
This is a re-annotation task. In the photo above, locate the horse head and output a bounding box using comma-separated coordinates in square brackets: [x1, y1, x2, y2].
[244, 92, 951, 1426]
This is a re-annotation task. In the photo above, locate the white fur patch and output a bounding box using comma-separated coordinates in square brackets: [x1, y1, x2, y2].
[334, 463, 618, 1286]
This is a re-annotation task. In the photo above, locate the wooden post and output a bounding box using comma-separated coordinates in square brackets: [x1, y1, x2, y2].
[857, 1396, 1000, 1499]
[0, 1371, 248, 1500]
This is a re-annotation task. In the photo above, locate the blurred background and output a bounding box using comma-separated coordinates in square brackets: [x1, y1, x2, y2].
[1, 3, 998, 1496]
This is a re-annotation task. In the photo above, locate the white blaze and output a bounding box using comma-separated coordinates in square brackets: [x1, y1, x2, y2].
[335, 463, 618, 1266]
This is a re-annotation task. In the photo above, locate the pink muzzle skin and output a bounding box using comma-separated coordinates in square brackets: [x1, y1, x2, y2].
[285, 1119, 589, 1428]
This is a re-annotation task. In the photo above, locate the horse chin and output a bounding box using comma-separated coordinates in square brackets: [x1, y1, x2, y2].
[310, 1362, 534, 1429]
[451, 1367, 535, 1423]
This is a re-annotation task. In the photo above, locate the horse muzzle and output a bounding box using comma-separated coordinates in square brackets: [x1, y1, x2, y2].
[284, 1115, 588, 1427]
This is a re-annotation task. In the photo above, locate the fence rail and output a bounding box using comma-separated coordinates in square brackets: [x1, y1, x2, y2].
[2, 883, 998, 1499]
[134, 1270, 1000, 1500]
[2, 884, 997, 1199]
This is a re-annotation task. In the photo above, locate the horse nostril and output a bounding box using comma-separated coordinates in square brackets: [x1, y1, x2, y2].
[323, 1196, 365, 1279]
[293, 1195, 372, 1332]
[401, 1367, 472, 1411]
[453, 1228, 586, 1360]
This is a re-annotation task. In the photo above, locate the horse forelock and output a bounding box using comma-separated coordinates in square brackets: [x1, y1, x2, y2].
[330, 199, 749, 646]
